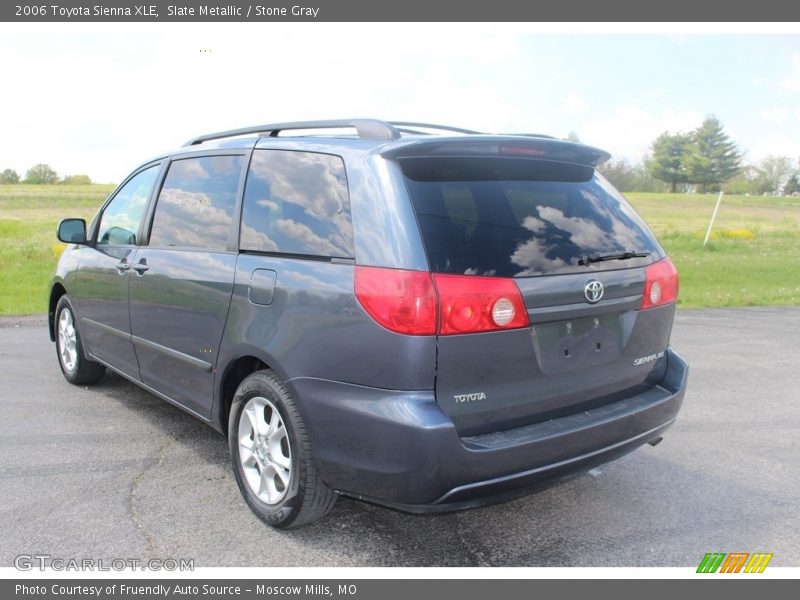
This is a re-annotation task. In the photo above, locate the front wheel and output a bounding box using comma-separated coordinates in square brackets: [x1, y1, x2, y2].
[228, 370, 337, 528]
[54, 295, 105, 385]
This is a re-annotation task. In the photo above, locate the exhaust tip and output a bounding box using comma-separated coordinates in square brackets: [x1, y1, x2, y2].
[648, 436, 664, 447]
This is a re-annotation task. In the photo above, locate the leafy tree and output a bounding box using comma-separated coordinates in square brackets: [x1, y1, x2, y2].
[599, 158, 662, 193]
[722, 165, 761, 195]
[784, 174, 800, 196]
[750, 156, 795, 196]
[683, 116, 741, 193]
[599, 159, 636, 191]
[566, 131, 581, 143]
[24, 163, 60, 184]
[62, 174, 92, 185]
[647, 132, 691, 193]
[0, 168, 20, 184]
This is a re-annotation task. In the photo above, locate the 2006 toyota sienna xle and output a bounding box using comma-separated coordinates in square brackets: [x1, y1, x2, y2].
[50, 119, 688, 528]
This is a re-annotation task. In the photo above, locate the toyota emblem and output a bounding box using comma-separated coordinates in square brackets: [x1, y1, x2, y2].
[584, 280, 604, 303]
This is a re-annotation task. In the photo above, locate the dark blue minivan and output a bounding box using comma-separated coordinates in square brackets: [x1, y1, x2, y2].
[50, 120, 688, 527]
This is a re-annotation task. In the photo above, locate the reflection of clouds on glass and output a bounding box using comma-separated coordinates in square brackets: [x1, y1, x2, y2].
[611, 218, 645, 249]
[509, 186, 650, 275]
[240, 223, 278, 252]
[511, 237, 569, 275]
[147, 251, 236, 280]
[102, 203, 143, 238]
[275, 219, 343, 256]
[595, 174, 650, 226]
[409, 171, 658, 277]
[97, 172, 155, 244]
[241, 151, 354, 257]
[280, 269, 348, 295]
[579, 188, 648, 250]
[538, 205, 616, 251]
[521, 215, 545, 233]
[150, 189, 231, 249]
[169, 158, 214, 180]
[464, 267, 497, 276]
[149, 156, 242, 250]
[256, 199, 279, 211]
[249, 151, 347, 221]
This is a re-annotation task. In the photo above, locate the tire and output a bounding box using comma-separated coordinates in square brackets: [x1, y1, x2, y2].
[228, 370, 337, 528]
[54, 295, 106, 385]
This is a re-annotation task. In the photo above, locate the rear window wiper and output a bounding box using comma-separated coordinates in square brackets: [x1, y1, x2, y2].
[578, 251, 650, 266]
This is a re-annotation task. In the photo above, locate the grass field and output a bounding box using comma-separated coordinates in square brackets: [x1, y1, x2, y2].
[628, 192, 800, 307]
[1, 185, 799, 314]
[0, 184, 114, 315]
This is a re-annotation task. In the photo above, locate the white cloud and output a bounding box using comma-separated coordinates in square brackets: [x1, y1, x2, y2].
[561, 92, 587, 115]
[0, 24, 526, 182]
[645, 88, 666, 99]
[748, 134, 800, 163]
[580, 105, 703, 161]
[780, 53, 800, 93]
[759, 108, 791, 124]
[2, 25, 800, 182]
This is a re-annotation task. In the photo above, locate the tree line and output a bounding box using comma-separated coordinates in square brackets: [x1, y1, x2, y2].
[598, 115, 799, 196]
[0, 164, 91, 185]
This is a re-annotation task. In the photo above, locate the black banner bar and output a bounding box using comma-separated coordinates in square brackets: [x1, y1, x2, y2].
[4, 579, 800, 600]
[3, 0, 800, 22]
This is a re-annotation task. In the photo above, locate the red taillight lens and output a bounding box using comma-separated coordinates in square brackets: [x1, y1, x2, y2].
[641, 257, 679, 310]
[355, 266, 437, 335]
[434, 274, 529, 335]
[355, 268, 530, 336]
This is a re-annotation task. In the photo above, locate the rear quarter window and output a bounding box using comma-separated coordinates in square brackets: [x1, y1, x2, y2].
[402, 156, 661, 277]
[240, 150, 354, 259]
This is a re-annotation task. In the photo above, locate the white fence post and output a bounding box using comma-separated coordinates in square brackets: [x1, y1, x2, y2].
[703, 191, 724, 247]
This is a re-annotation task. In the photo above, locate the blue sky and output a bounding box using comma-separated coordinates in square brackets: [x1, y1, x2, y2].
[1, 25, 799, 183]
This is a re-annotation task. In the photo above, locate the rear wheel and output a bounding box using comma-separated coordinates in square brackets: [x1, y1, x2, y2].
[55, 295, 105, 385]
[228, 370, 337, 528]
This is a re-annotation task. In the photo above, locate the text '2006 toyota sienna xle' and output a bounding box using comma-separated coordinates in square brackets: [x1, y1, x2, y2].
[50, 120, 688, 527]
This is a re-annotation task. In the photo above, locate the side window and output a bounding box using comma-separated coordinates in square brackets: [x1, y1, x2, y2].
[97, 165, 159, 246]
[149, 155, 243, 250]
[240, 150, 354, 258]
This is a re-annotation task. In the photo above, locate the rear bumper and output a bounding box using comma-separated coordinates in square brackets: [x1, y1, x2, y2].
[288, 347, 688, 511]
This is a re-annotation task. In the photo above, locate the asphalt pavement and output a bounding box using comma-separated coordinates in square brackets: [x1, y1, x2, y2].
[1, 307, 798, 567]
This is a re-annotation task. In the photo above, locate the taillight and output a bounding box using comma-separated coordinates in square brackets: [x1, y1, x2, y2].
[434, 274, 529, 335]
[355, 268, 531, 336]
[354, 267, 437, 335]
[641, 257, 679, 310]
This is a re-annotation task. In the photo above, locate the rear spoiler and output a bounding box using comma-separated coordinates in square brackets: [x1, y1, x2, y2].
[380, 136, 611, 168]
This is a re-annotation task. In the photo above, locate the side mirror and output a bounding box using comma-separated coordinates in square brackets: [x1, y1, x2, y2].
[57, 218, 88, 244]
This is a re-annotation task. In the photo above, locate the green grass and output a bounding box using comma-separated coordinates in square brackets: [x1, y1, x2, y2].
[626, 193, 800, 307]
[0, 184, 114, 315]
[0, 186, 798, 314]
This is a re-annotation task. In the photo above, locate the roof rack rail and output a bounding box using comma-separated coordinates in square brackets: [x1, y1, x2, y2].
[182, 119, 403, 147]
[389, 121, 482, 136]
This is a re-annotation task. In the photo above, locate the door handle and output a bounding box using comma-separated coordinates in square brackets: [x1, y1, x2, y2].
[115, 260, 130, 273]
[132, 260, 149, 275]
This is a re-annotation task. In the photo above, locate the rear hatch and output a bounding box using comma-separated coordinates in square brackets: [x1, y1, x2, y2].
[400, 148, 677, 436]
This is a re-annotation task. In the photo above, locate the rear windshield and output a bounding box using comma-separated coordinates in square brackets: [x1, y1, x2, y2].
[401, 156, 661, 277]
